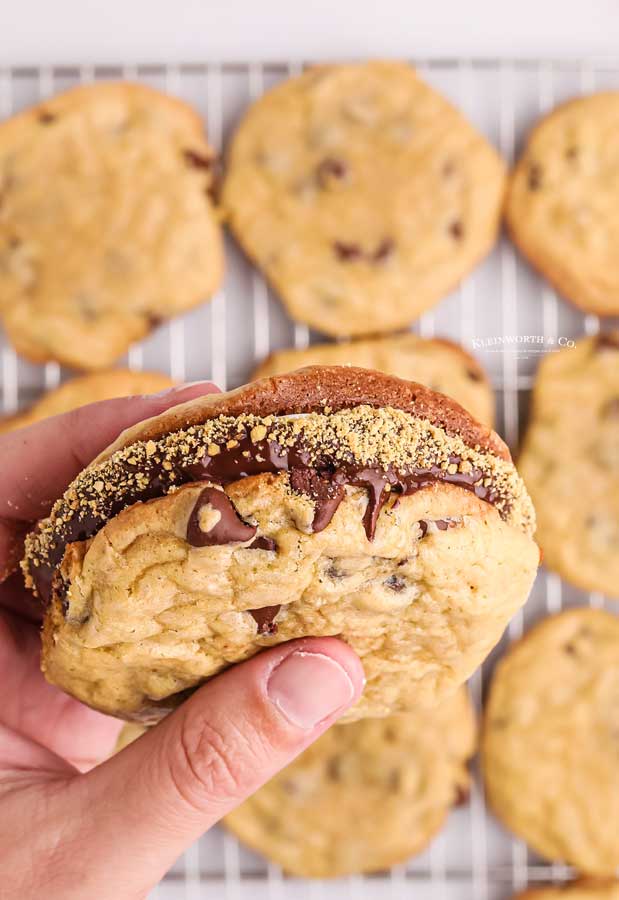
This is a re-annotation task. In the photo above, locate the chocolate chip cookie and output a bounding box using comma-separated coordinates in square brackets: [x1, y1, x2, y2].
[513, 884, 619, 900]
[507, 93, 619, 315]
[224, 687, 475, 877]
[254, 333, 494, 426]
[518, 333, 619, 597]
[0, 82, 224, 369]
[222, 62, 505, 336]
[483, 608, 619, 876]
[0, 369, 174, 433]
[23, 366, 537, 723]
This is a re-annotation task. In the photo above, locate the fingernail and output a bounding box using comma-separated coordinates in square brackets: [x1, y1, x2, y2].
[267, 650, 355, 730]
[151, 380, 215, 398]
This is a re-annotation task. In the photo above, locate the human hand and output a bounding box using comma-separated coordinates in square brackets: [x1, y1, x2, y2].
[0, 384, 364, 900]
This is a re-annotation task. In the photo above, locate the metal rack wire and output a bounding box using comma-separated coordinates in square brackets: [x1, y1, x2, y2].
[1, 58, 618, 900]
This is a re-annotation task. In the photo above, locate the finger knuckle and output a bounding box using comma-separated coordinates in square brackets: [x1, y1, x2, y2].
[170, 716, 249, 812]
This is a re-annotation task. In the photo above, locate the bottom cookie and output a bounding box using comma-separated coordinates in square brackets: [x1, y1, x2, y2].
[224, 687, 476, 877]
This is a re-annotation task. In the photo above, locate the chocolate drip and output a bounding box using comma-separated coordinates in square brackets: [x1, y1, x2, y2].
[289, 469, 345, 532]
[186, 487, 257, 547]
[345, 467, 394, 540]
[32, 430, 500, 604]
[249, 604, 281, 635]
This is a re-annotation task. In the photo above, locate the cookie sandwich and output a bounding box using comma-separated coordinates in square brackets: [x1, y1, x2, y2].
[23, 367, 538, 722]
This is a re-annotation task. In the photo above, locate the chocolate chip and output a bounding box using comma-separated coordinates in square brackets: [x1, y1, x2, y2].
[76, 297, 100, 322]
[373, 238, 395, 262]
[528, 163, 543, 191]
[454, 784, 470, 807]
[186, 486, 257, 547]
[435, 519, 450, 531]
[467, 367, 483, 382]
[206, 160, 224, 204]
[442, 160, 455, 177]
[449, 220, 464, 241]
[326, 561, 345, 579]
[146, 314, 163, 329]
[565, 146, 579, 161]
[333, 240, 362, 262]
[418, 520, 429, 537]
[602, 397, 619, 419]
[385, 574, 406, 592]
[334, 238, 394, 263]
[327, 756, 343, 780]
[388, 769, 401, 790]
[491, 716, 509, 730]
[248, 536, 277, 551]
[183, 149, 213, 170]
[38, 111, 56, 125]
[564, 642, 577, 656]
[316, 157, 348, 187]
[248, 604, 281, 635]
[280, 779, 299, 795]
[596, 333, 619, 352]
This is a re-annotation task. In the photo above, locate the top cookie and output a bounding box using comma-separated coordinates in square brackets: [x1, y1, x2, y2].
[518, 333, 619, 597]
[23, 366, 537, 723]
[0, 82, 224, 369]
[507, 92, 619, 316]
[0, 369, 174, 433]
[254, 333, 495, 426]
[222, 62, 506, 336]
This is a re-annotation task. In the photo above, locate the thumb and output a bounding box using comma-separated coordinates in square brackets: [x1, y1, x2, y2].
[74, 637, 364, 897]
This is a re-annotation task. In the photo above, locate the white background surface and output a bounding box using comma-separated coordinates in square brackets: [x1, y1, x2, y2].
[0, 0, 617, 64]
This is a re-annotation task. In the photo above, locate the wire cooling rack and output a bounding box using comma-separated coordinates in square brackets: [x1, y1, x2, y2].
[2, 58, 619, 900]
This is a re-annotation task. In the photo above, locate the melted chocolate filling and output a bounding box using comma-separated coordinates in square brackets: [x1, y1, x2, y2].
[32, 431, 498, 604]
